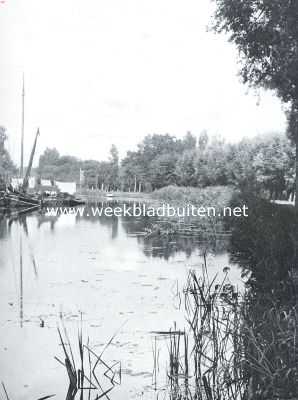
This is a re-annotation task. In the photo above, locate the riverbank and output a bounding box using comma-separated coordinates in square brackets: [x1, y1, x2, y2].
[75, 189, 150, 202]
[75, 185, 234, 207]
[151, 185, 234, 208]
[75, 186, 235, 238]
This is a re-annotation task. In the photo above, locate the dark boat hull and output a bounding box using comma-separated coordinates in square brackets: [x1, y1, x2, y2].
[42, 196, 85, 208]
[7, 194, 40, 208]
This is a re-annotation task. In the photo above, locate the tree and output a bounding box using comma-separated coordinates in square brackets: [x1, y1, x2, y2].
[194, 136, 230, 187]
[252, 134, 293, 199]
[121, 151, 145, 191]
[182, 131, 197, 151]
[150, 152, 178, 189]
[175, 150, 197, 186]
[109, 144, 119, 190]
[38, 148, 80, 182]
[213, 0, 298, 207]
[0, 126, 17, 178]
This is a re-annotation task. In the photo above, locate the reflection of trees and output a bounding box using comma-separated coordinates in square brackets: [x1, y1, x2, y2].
[76, 201, 119, 240]
[228, 197, 297, 289]
[37, 212, 59, 231]
[228, 195, 298, 399]
[137, 234, 229, 260]
[121, 203, 229, 259]
[0, 214, 8, 240]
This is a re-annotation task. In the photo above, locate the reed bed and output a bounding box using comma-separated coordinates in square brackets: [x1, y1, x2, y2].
[152, 253, 298, 400]
[242, 293, 298, 399]
[152, 261, 247, 400]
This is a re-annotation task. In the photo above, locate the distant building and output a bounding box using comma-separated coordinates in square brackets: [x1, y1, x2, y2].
[10, 176, 77, 195]
[35, 178, 58, 195]
[56, 181, 76, 194]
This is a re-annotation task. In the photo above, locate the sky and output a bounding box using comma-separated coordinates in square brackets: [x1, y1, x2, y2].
[0, 0, 287, 166]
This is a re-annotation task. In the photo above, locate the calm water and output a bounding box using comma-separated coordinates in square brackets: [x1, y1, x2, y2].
[0, 202, 243, 400]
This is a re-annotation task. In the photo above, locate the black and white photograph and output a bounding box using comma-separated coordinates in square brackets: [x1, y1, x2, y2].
[0, 0, 298, 399]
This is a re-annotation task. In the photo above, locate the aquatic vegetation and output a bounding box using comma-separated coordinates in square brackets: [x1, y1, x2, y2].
[151, 186, 233, 209]
[55, 325, 121, 400]
[152, 262, 247, 400]
[153, 251, 298, 400]
[1, 325, 121, 400]
[243, 287, 298, 399]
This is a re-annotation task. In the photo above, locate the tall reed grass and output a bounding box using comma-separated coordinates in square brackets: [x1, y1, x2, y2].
[153, 256, 298, 400]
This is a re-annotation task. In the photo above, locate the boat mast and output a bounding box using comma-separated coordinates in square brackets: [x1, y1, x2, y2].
[22, 128, 40, 192]
[20, 73, 25, 178]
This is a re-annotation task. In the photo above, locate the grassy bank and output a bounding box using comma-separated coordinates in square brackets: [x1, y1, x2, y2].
[151, 185, 234, 208]
[76, 185, 234, 208]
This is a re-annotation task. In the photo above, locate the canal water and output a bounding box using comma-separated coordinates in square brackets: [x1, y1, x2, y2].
[0, 202, 243, 400]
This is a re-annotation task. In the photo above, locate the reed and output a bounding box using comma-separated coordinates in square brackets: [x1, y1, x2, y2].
[243, 293, 298, 399]
[154, 253, 298, 400]
[55, 324, 121, 400]
[153, 261, 247, 400]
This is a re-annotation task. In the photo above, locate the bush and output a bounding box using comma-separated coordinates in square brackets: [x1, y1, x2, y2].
[151, 185, 234, 209]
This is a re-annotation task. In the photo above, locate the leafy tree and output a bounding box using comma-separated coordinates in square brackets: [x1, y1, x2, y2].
[38, 148, 80, 182]
[121, 134, 183, 191]
[175, 150, 197, 186]
[121, 151, 145, 191]
[198, 130, 209, 152]
[252, 135, 293, 199]
[213, 0, 298, 206]
[194, 136, 230, 186]
[227, 138, 258, 192]
[0, 126, 17, 178]
[108, 144, 119, 190]
[150, 152, 178, 189]
[182, 131, 197, 151]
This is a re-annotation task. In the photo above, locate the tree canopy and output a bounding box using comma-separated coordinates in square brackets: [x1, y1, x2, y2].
[35, 130, 295, 200]
[212, 0, 298, 204]
[0, 126, 17, 178]
[213, 0, 298, 106]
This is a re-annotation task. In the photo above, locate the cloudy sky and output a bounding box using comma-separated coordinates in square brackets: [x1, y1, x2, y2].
[0, 0, 287, 165]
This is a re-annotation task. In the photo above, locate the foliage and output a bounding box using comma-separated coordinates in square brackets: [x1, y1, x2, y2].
[37, 145, 119, 189]
[38, 148, 80, 182]
[0, 126, 17, 179]
[227, 194, 298, 399]
[152, 185, 233, 209]
[36, 130, 295, 198]
[120, 133, 185, 191]
[212, 0, 298, 105]
[212, 0, 298, 204]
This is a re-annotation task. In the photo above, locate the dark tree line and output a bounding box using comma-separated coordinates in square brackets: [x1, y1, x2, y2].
[37, 131, 295, 200]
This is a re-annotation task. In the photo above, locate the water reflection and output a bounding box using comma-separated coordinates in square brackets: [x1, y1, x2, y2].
[0, 200, 240, 400]
[0, 214, 8, 240]
[0, 201, 231, 260]
[228, 197, 298, 293]
[19, 234, 23, 328]
[37, 212, 59, 230]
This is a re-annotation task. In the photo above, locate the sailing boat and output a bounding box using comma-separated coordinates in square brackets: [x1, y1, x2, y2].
[6, 129, 41, 209]
[2, 76, 41, 211]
